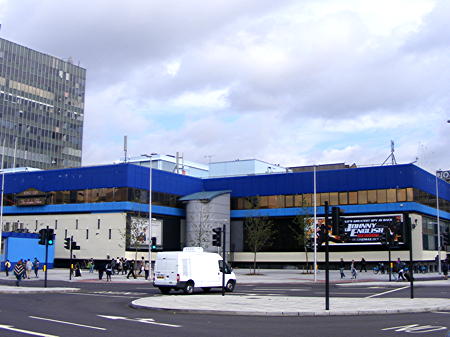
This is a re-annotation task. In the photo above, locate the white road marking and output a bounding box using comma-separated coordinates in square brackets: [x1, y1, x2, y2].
[382, 324, 447, 333]
[432, 311, 450, 314]
[65, 292, 140, 298]
[365, 285, 410, 298]
[98, 315, 181, 328]
[29, 316, 106, 331]
[0, 324, 58, 337]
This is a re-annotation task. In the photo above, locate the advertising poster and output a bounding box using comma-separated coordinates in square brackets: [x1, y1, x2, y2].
[128, 216, 162, 249]
[312, 214, 405, 246]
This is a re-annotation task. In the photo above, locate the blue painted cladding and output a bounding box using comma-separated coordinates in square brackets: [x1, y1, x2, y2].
[4, 237, 55, 267]
[231, 202, 450, 220]
[204, 164, 449, 200]
[4, 164, 202, 196]
[3, 202, 185, 217]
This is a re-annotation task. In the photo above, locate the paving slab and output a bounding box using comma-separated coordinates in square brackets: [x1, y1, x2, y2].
[130, 294, 450, 317]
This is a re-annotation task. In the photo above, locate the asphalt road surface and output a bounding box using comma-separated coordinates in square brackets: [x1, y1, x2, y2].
[0, 279, 449, 337]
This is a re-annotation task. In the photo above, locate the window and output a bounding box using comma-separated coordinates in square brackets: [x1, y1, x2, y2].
[387, 189, 396, 202]
[64, 229, 67, 238]
[55, 219, 58, 230]
[377, 190, 387, 203]
[75, 219, 78, 230]
[349, 192, 357, 204]
[358, 191, 368, 204]
[285, 195, 294, 208]
[339, 192, 348, 205]
[97, 219, 101, 230]
[109, 229, 112, 240]
[397, 189, 407, 202]
[35, 220, 38, 231]
[329, 192, 338, 205]
[367, 190, 377, 204]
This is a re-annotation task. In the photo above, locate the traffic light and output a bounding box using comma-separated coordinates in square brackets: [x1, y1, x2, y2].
[71, 240, 80, 250]
[64, 237, 71, 250]
[212, 227, 222, 247]
[46, 228, 54, 245]
[151, 237, 157, 250]
[331, 207, 340, 235]
[38, 228, 47, 245]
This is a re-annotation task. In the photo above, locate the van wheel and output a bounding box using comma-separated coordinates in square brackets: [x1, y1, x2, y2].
[202, 287, 211, 293]
[183, 281, 194, 295]
[159, 287, 171, 294]
[225, 280, 235, 292]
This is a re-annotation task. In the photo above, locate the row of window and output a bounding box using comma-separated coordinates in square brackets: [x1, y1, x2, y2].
[4, 187, 180, 208]
[231, 188, 450, 213]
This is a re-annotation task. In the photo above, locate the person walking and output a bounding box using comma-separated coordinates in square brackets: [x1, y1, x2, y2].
[14, 260, 25, 286]
[359, 257, 367, 272]
[88, 258, 94, 273]
[351, 260, 357, 279]
[4, 259, 11, 277]
[110, 258, 116, 275]
[105, 263, 112, 282]
[339, 258, 346, 279]
[127, 260, 136, 279]
[98, 261, 105, 280]
[144, 260, 150, 280]
[442, 259, 448, 280]
[25, 259, 33, 279]
[33, 258, 40, 278]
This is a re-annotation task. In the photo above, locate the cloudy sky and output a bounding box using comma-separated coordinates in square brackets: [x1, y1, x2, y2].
[0, 0, 449, 172]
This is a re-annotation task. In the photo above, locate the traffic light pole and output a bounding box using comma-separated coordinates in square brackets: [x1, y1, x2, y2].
[324, 202, 330, 311]
[222, 224, 226, 297]
[69, 236, 73, 281]
[44, 226, 49, 288]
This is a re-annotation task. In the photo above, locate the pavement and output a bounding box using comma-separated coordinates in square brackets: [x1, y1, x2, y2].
[1, 268, 449, 316]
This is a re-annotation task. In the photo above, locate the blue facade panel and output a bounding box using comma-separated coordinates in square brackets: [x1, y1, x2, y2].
[203, 164, 449, 200]
[4, 202, 185, 217]
[231, 202, 450, 220]
[4, 164, 202, 196]
[1, 234, 55, 269]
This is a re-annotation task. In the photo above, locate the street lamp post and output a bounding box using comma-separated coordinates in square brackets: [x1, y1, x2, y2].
[141, 153, 157, 281]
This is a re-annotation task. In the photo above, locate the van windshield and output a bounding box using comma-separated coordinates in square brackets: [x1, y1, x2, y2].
[218, 260, 232, 274]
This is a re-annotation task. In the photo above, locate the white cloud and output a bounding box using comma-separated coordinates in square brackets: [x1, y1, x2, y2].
[1, 0, 449, 173]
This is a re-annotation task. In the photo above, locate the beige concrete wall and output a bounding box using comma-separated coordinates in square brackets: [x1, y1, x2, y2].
[3, 213, 127, 260]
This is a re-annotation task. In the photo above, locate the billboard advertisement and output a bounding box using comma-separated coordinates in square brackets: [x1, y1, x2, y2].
[314, 214, 405, 246]
[128, 216, 162, 249]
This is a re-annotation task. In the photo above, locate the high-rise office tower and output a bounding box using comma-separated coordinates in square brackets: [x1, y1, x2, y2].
[0, 38, 86, 169]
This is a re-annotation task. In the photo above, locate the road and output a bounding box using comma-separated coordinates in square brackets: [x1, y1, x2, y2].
[0, 279, 448, 337]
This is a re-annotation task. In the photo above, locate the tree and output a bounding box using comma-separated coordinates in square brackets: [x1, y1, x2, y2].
[245, 215, 275, 275]
[289, 195, 313, 273]
[187, 201, 211, 248]
[120, 216, 148, 263]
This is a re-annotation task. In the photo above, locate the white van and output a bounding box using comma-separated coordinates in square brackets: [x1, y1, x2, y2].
[153, 247, 236, 294]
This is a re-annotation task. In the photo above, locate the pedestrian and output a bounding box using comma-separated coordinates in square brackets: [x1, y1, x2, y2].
[122, 258, 128, 275]
[98, 261, 105, 280]
[117, 258, 123, 275]
[88, 258, 94, 273]
[339, 258, 346, 279]
[14, 260, 25, 286]
[442, 259, 448, 280]
[33, 258, 40, 278]
[25, 259, 33, 279]
[106, 263, 112, 282]
[138, 257, 145, 276]
[110, 258, 116, 275]
[74, 263, 81, 277]
[4, 259, 11, 277]
[397, 260, 406, 281]
[144, 260, 150, 280]
[127, 260, 136, 279]
[351, 260, 357, 279]
[359, 257, 367, 272]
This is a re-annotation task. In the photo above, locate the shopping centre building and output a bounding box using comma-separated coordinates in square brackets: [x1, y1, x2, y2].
[1, 162, 449, 268]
